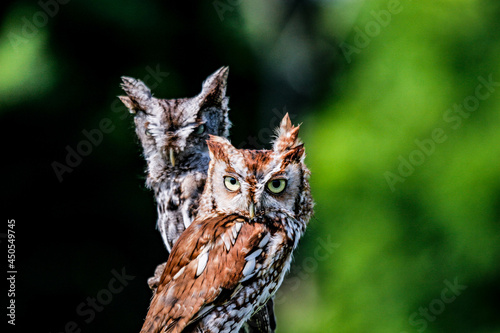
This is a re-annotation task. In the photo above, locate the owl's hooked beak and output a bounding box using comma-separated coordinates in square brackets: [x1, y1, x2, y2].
[169, 148, 175, 166]
[249, 202, 255, 219]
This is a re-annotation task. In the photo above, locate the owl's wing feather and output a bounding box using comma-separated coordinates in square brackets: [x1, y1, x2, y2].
[243, 298, 277, 333]
[140, 214, 268, 333]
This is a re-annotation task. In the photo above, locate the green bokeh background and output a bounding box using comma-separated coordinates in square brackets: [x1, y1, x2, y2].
[2, 0, 499, 332]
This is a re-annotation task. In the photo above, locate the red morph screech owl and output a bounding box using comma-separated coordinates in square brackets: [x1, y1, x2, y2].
[140, 114, 314, 333]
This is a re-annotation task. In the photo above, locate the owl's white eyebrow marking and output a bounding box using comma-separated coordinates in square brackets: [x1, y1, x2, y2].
[196, 251, 209, 277]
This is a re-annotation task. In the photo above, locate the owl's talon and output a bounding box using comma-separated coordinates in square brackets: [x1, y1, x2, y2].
[148, 262, 167, 290]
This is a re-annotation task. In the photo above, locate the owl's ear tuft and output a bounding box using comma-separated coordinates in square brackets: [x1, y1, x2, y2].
[281, 144, 305, 165]
[118, 96, 137, 114]
[206, 135, 235, 161]
[198, 67, 229, 109]
[273, 113, 301, 152]
[120, 76, 152, 112]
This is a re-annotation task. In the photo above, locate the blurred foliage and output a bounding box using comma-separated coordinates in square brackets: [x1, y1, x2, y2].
[0, 5, 55, 108]
[2, 0, 499, 332]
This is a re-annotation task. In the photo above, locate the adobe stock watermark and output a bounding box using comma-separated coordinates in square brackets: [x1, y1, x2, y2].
[401, 277, 467, 333]
[51, 65, 169, 183]
[340, 0, 411, 64]
[212, 0, 243, 22]
[385, 74, 500, 192]
[274, 235, 340, 305]
[50, 267, 135, 333]
[237, 106, 297, 149]
[8, 0, 71, 52]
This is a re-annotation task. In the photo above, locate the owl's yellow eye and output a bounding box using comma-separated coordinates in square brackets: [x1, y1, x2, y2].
[267, 179, 287, 194]
[195, 124, 206, 135]
[224, 176, 240, 191]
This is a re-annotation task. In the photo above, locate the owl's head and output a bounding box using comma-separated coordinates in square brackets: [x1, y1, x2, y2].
[199, 114, 312, 222]
[119, 67, 231, 168]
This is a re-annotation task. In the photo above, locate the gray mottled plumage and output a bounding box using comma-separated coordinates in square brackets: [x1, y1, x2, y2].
[120, 67, 277, 332]
[120, 67, 231, 253]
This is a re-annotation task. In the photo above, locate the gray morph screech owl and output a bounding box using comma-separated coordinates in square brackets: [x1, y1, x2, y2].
[140, 115, 313, 333]
[119, 67, 231, 254]
[119, 67, 277, 332]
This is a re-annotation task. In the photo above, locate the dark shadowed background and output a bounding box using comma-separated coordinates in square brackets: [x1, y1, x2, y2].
[2, 1, 500, 332]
